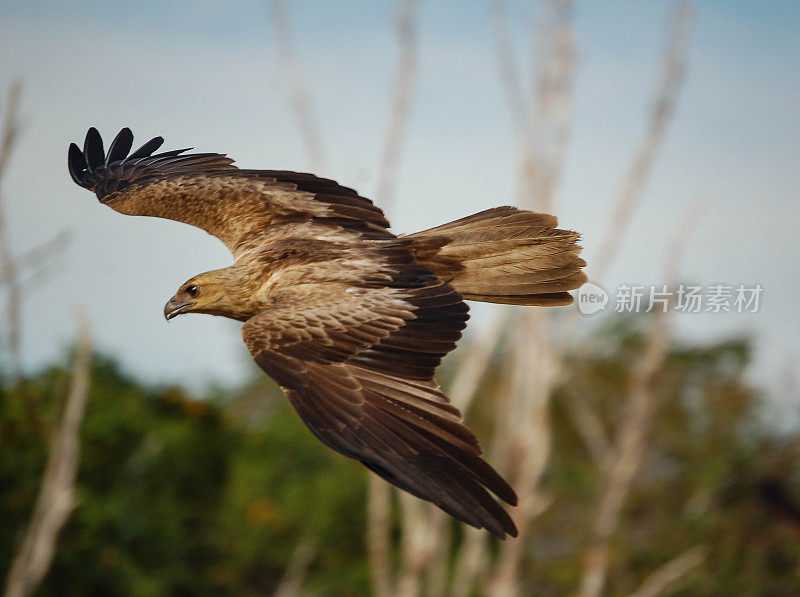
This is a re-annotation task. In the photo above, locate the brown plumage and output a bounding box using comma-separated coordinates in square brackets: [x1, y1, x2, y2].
[69, 127, 587, 539]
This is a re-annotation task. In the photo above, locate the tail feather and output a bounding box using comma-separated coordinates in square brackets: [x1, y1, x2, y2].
[465, 248, 583, 270]
[406, 206, 586, 306]
[414, 205, 558, 233]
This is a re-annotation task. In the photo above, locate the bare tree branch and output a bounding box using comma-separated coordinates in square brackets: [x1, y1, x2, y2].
[492, 1, 527, 127]
[488, 311, 558, 597]
[579, 205, 701, 597]
[0, 81, 22, 180]
[273, 534, 318, 597]
[0, 232, 71, 321]
[448, 307, 510, 413]
[483, 5, 576, 593]
[269, 0, 327, 172]
[451, 527, 490, 597]
[366, 476, 394, 597]
[579, 324, 669, 597]
[7, 231, 70, 278]
[4, 313, 92, 597]
[0, 82, 24, 383]
[451, 354, 518, 595]
[561, 384, 613, 471]
[628, 545, 706, 597]
[394, 492, 429, 597]
[422, 514, 452, 597]
[375, 0, 418, 215]
[591, 1, 693, 280]
[521, 0, 575, 212]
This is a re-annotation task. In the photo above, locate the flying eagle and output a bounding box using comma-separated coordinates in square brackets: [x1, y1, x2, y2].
[69, 127, 586, 539]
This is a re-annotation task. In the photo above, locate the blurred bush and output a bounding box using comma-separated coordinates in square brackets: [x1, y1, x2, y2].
[2, 314, 799, 595]
[1, 356, 369, 596]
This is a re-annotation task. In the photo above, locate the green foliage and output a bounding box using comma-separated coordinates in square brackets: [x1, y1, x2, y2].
[1, 356, 369, 596]
[532, 318, 800, 595]
[2, 316, 799, 595]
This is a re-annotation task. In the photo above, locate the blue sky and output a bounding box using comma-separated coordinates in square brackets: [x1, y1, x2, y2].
[0, 1, 798, 405]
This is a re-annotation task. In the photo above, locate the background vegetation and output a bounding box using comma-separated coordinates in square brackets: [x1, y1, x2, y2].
[3, 317, 800, 595]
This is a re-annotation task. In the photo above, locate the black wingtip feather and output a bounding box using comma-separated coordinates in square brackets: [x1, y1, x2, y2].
[106, 127, 133, 165]
[128, 136, 164, 160]
[68, 143, 87, 186]
[69, 128, 239, 199]
[83, 127, 104, 173]
[68, 128, 165, 192]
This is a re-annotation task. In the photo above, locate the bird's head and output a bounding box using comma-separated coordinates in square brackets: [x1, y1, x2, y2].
[164, 269, 253, 322]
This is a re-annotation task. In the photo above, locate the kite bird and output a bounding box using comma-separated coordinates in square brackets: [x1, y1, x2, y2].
[69, 127, 587, 539]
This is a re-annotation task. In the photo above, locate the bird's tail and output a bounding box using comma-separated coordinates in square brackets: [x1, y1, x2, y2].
[406, 206, 587, 306]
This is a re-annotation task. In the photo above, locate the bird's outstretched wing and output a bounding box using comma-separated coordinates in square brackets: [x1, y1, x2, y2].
[69, 127, 390, 256]
[242, 278, 519, 538]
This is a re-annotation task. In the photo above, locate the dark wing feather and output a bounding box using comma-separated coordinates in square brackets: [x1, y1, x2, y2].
[83, 127, 104, 172]
[242, 278, 518, 539]
[127, 135, 164, 160]
[105, 127, 133, 165]
[68, 127, 389, 255]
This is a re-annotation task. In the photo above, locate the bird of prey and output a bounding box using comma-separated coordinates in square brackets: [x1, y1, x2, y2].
[69, 127, 586, 539]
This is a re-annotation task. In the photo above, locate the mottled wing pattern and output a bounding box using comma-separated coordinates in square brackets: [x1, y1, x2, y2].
[242, 277, 519, 538]
[69, 127, 389, 254]
[70, 127, 519, 537]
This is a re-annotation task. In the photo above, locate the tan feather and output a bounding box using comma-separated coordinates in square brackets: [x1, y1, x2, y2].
[407, 206, 586, 306]
[70, 129, 592, 540]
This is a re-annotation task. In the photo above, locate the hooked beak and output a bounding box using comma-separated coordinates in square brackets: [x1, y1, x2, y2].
[164, 297, 196, 320]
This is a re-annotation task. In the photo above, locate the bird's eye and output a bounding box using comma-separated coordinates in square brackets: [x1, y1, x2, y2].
[185, 284, 199, 298]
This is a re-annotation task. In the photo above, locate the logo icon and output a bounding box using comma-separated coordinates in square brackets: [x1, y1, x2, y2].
[576, 281, 608, 315]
